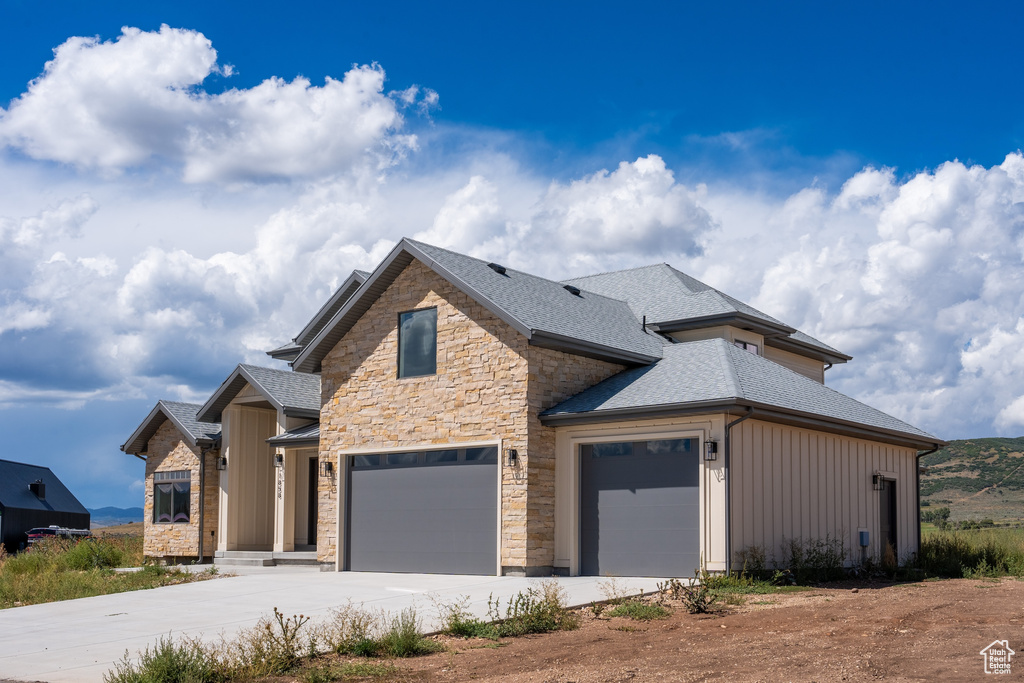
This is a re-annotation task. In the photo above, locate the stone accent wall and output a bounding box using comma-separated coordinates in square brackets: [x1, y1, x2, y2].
[143, 420, 220, 561]
[318, 258, 623, 572]
[525, 346, 623, 569]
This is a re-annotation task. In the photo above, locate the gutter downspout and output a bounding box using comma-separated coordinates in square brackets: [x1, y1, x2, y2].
[915, 445, 940, 558]
[724, 407, 755, 576]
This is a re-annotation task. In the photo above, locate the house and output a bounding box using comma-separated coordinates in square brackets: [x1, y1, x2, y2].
[122, 238, 944, 576]
[0, 459, 90, 553]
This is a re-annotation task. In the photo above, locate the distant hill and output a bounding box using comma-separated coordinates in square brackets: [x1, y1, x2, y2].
[88, 506, 144, 528]
[920, 437, 1024, 522]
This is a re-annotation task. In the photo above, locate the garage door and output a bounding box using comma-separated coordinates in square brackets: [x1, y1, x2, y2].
[346, 446, 498, 574]
[580, 437, 699, 577]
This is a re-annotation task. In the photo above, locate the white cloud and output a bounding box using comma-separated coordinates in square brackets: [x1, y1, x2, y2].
[0, 26, 425, 183]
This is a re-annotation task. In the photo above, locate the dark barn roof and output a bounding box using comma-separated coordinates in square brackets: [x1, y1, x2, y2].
[0, 459, 89, 515]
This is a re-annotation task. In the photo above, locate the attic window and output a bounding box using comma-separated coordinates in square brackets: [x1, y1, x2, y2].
[563, 284, 582, 297]
[487, 262, 507, 275]
[734, 340, 759, 355]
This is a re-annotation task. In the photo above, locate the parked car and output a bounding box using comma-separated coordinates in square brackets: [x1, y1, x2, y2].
[25, 525, 92, 545]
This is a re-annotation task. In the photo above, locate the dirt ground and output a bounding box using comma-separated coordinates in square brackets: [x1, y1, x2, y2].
[373, 578, 1022, 682]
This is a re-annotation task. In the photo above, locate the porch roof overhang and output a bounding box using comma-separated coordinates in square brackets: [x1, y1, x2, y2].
[266, 422, 320, 448]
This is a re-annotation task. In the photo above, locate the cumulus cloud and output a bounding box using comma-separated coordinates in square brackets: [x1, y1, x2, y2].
[0, 26, 427, 183]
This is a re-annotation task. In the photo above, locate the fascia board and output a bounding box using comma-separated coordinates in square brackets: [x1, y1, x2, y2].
[294, 271, 368, 346]
[528, 329, 660, 365]
[653, 313, 795, 336]
[764, 335, 852, 363]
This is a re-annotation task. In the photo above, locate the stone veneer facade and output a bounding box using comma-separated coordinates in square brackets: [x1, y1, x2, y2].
[143, 420, 220, 561]
[318, 258, 622, 573]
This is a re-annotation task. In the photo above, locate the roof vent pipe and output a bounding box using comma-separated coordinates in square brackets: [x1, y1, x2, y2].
[563, 284, 582, 296]
[29, 479, 45, 500]
[487, 262, 507, 275]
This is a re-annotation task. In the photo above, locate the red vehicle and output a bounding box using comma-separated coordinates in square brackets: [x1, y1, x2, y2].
[25, 525, 92, 545]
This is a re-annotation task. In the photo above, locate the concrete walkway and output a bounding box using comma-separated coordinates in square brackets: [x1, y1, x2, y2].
[0, 568, 663, 682]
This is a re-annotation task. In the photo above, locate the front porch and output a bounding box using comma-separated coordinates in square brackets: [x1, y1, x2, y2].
[214, 549, 319, 567]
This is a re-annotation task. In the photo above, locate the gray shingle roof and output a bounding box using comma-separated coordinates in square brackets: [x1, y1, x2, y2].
[266, 421, 320, 447]
[293, 238, 664, 372]
[196, 364, 321, 423]
[542, 338, 940, 446]
[0, 459, 88, 515]
[121, 400, 221, 456]
[564, 264, 789, 329]
[159, 401, 222, 443]
[564, 264, 850, 362]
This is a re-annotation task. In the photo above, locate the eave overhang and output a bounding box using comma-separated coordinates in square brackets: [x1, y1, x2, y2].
[120, 402, 220, 456]
[540, 398, 946, 451]
[650, 312, 796, 338]
[197, 365, 318, 423]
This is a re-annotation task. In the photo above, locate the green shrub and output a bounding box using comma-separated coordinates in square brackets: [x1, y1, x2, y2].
[104, 636, 217, 683]
[606, 600, 670, 621]
[312, 601, 377, 656]
[488, 580, 579, 637]
[436, 595, 498, 640]
[378, 608, 442, 657]
[677, 570, 718, 614]
[300, 661, 396, 682]
[779, 536, 847, 583]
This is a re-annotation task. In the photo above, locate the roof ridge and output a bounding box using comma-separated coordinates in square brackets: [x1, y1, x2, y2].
[713, 338, 744, 399]
[409, 238, 641, 311]
[563, 262, 672, 282]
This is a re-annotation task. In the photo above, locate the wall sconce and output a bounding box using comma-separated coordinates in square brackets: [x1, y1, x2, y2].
[872, 474, 884, 491]
[504, 448, 518, 466]
[216, 456, 227, 471]
[274, 454, 284, 468]
[319, 460, 334, 478]
[703, 439, 718, 461]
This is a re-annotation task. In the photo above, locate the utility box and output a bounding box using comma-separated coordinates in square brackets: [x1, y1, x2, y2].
[859, 530, 870, 547]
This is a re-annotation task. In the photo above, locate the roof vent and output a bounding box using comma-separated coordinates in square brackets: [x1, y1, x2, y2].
[487, 262, 507, 275]
[563, 284, 582, 296]
[29, 479, 45, 501]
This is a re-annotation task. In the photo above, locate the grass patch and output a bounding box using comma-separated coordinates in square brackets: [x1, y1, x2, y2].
[0, 537, 211, 609]
[606, 600, 670, 621]
[299, 661, 398, 683]
[916, 527, 1024, 578]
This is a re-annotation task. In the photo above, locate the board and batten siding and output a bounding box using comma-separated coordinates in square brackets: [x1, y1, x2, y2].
[729, 419, 918, 567]
[219, 404, 277, 551]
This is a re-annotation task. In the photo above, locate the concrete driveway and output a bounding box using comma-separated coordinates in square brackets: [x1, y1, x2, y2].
[0, 567, 662, 683]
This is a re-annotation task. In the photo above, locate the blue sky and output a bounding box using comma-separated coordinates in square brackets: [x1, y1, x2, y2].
[1, 1, 1023, 507]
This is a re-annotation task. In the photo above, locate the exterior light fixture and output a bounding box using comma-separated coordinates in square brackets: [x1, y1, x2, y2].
[872, 474, 884, 491]
[703, 439, 718, 461]
[504, 448, 519, 466]
[216, 456, 227, 471]
[319, 460, 334, 478]
[274, 454, 284, 468]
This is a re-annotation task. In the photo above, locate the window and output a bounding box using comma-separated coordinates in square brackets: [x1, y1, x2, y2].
[398, 308, 437, 378]
[153, 471, 190, 523]
[734, 340, 759, 355]
[582, 438, 696, 459]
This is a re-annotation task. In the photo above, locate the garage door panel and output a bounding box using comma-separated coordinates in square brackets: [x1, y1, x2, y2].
[348, 458, 497, 575]
[580, 439, 699, 577]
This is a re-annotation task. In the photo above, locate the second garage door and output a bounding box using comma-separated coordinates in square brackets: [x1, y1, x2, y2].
[346, 445, 498, 575]
[580, 437, 700, 577]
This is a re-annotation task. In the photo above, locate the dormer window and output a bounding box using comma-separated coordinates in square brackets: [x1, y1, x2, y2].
[398, 308, 437, 378]
[734, 340, 759, 355]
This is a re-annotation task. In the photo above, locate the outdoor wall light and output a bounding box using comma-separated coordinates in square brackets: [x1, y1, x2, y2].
[504, 448, 519, 466]
[274, 454, 284, 468]
[872, 473, 884, 491]
[319, 460, 334, 478]
[216, 456, 227, 471]
[703, 439, 718, 461]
